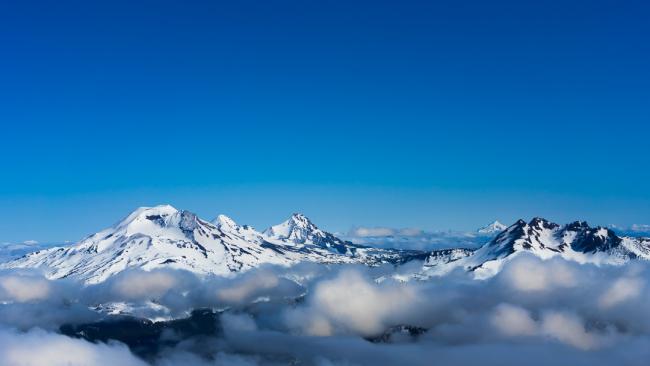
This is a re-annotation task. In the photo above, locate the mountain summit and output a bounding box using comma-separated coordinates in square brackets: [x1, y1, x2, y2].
[477, 220, 507, 235]
[263, 213, 319, 243]
[263, 213, 361, 255]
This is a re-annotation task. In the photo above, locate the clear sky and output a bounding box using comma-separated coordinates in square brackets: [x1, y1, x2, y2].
[1, 0, 649, 242]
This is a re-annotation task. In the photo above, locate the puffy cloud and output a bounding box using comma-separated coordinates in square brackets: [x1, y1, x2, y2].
[2, 255, 650, 365]
[540, 311, 601, 350]
[598, 276, 644, 309]
[0, 327, 146, 366]
[0, 274, 51, 302]
[490, 303, 537, 337]
[498, 255, 578, 292]
[216, 270, 281, 304]
[110, 270, 180, 300]
[348, 227, 396, 237]
[285, 269, 420, 336]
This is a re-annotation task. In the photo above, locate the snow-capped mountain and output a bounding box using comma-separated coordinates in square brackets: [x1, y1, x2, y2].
[262, 213, 429, 264]
[422, 217, 650, 278]
[476, 220, 507, 235]
[263, 213, 364, 255]
[2, 206, 426, 283]
[3, 205, 299, 283]
[4, 208, 650, 284]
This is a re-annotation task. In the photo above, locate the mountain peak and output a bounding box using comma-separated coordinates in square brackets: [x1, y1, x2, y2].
[565, 221, 590, 231]
[214, 214, 238, 229]
[264, 213, 320, 241]
[125, 204, 178, 218]
[529, 217, 560, 230]
[477, 220, 507, 235]
[289, 213, 314, 227]
[114, 204, 180, 229]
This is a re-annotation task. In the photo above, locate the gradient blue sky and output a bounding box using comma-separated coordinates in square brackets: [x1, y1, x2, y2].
[1, 0, 649, 242]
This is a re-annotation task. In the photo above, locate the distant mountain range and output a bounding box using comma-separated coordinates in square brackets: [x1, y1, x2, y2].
[2, 205, 649, 283]
[1, 205, 424, 284]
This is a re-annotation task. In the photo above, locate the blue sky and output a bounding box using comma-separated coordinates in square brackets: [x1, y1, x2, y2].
[1, 0, 649, 242]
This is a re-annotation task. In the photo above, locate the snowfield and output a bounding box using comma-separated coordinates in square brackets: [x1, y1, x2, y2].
[2, 205, 649, 285]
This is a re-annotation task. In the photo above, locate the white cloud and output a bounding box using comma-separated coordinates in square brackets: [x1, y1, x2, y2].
[499, 255, 578, 292]
[0, 275, 51, 303]
[490, 303, 537, 337]
[348, 227, 396, 237]
[285, 269, 420, 336]
[631, 224, 650, 233]
[540, 311, 601, 350]
[215, 270, 281, 304]
[599, 277, 644, 309]
[110, 270, 179, 300]
[2, 255, 650, 364]
[0, 327, 146, 366]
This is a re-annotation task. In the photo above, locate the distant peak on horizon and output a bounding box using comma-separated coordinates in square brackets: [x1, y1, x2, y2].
[477, 220, 508, 235]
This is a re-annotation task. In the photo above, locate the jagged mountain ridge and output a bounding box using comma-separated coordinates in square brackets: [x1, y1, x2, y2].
[3, 205, 297, 284]
[2, 206, 427, 283]
[3, 208, 649, 284]
[422, 217, 650, 278]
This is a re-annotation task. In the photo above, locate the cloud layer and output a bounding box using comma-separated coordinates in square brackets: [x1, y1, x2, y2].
[1, 255, 650, 365]
[344, 227, 490, 250]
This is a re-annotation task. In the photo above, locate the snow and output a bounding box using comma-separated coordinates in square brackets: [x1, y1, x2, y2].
[2, 209, 650, 287]
[263, 213, 325, 244]
[1, 207, 407, 284]
[420, 218, 650, 280]
[214, 214, 238, 229]
[477, 220, 508, 235]
[2, 206, 296, 284]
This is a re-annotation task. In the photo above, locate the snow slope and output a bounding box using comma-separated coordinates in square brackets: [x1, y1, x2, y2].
[3, 208, 649, 284]
[3, 206, 301, 284]
[422, 218, 650, 279]
[2, 207, 425, 283]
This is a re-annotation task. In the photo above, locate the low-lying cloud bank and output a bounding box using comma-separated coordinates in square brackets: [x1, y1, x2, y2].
[343, 227, 490, 250]
[2, 255, 650, 365]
